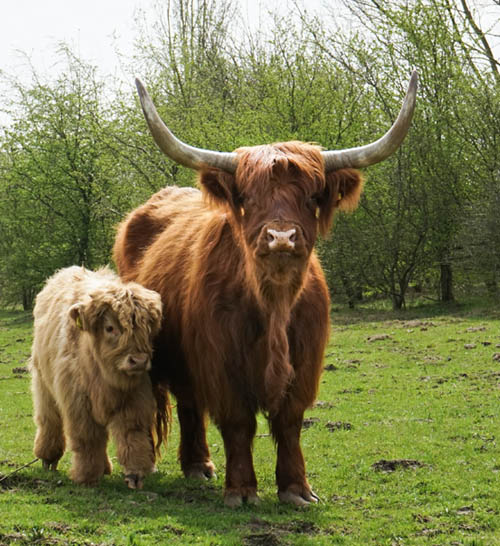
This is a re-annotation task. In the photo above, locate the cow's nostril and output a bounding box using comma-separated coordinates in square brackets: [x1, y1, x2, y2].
[289, 230, 297, 243]
[267, 231, 276, 243]
[129, 354, 148, 366]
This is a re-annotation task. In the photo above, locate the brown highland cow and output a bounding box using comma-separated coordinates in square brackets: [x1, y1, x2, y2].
[114, 72, 417, 506]
[30, 265, 164, 489]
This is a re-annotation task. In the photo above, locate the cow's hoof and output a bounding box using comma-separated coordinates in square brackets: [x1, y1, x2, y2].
[124, 473, 144, 490]
[224, 491, 260, 508]
[246, 493, 261, 505]
[185, 461, 217, 480]
[278, 488, 320, 507]
[224, 492, 243, 508]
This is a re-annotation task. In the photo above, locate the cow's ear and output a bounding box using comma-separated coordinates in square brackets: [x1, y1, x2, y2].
[317, 168, 364, 236]
[198, 168, 241, 211]
[142, 290, 163, 336]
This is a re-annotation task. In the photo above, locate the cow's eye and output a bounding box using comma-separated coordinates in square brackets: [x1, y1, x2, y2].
[307, 194, 319, 211]
[105, 325, 115, 334]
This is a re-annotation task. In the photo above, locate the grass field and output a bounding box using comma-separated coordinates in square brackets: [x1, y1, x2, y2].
[1, 300, 500, 545]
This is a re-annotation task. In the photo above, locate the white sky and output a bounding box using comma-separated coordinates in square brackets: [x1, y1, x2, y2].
[0, 0, 325, 82]
[0, 0, 498, 83]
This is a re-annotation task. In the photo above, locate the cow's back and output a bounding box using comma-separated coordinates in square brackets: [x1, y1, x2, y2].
[114, 187, 204, 281]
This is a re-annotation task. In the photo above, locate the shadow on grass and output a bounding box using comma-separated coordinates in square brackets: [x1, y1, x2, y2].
[1, 465, 327, 544]
[331, 297, 500, 326]
[0, 310, 33, 327]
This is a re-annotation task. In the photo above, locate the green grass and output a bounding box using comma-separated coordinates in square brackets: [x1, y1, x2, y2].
[1, 301, 500, 544]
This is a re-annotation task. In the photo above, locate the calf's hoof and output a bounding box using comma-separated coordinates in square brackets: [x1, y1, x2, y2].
[41, 459, 59, 471]
[124, 473, 144, 490]
[278, 486, 320, 507]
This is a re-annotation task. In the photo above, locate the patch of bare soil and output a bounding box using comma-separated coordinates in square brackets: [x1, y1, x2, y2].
[401, 320, 438, 330]
[302, 417, 320, 429]
[366, 334, 392, 342]
[466, 326, 487, 332]
[371, 459, 425, 472]
[0, 530, 74, 545]
[313, 400, 335, 409]
[243, 518, 320, 546]
[0, 473, 53, 492]
[326, 421, 352, 432]
[243, 532, 284, 546]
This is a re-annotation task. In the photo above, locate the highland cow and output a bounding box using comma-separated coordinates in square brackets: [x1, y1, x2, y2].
[30, 266, 164, 489]
[114, 72, 417, 506]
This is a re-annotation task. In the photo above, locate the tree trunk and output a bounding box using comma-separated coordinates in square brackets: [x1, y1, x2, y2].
[392, 293, 405, 310]
[440, 263, 454, 302]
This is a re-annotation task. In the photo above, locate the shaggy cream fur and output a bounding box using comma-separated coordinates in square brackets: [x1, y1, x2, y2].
[30, 266, 163, 489]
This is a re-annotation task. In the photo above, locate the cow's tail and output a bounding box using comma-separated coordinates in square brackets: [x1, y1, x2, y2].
[152, 381, 171, 457]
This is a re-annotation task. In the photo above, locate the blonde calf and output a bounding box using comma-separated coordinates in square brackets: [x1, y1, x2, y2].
[30, 266, 163, 489]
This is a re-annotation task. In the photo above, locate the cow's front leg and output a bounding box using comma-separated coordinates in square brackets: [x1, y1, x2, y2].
[177, 401, 216, 480]
[270, 404, 319, 507]
[219, 412, 259, 507]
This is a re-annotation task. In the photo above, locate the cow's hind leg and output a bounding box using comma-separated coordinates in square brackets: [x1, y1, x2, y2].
[32, 368, 65, 470]
[270, 403, 319, 507]
[177, 401, 216, 480]
[218, 412, 259, 508]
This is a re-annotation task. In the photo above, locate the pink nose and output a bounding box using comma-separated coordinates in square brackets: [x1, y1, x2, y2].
[266, 228, 297, 250]
[128, 353, 149, 367]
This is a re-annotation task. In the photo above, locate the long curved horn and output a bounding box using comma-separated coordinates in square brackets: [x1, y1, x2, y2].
[322, 70, 418, 172]
[135, 78, 238, 173]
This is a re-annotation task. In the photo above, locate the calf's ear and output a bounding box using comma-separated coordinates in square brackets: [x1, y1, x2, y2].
[69, 303, 89, 331]
[69, 297, 105, 332]
[317, 168, 364, 236]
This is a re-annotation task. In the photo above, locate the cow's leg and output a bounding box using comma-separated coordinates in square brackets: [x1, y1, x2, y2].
[218, 412, 258, 507]
[109, 396, 156, 490]
[32, 369, 65, 470]
[270, 402, 319, 507]
[177, 401, 216, 480]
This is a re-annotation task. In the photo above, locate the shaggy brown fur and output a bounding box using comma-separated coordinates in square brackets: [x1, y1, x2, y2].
[30, 266, 165, 489]
[113, 141, 364, 505]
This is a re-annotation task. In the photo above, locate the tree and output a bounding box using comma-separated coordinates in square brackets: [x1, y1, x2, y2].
[0, 48, 123, 308]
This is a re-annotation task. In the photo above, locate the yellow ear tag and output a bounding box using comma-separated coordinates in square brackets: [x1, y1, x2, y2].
[240, 206, 245, 217]
[76, 316, 83, 330]
[315, 207, 320, 219]
[338, 192, 343, 201]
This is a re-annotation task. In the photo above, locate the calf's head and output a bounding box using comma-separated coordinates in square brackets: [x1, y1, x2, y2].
[69, 283, 162, 378]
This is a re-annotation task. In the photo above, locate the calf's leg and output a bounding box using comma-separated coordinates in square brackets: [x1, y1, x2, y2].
[32, 369, 65, 470]
[110, 400, 156, 490]
[64, 401, 109, 486]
